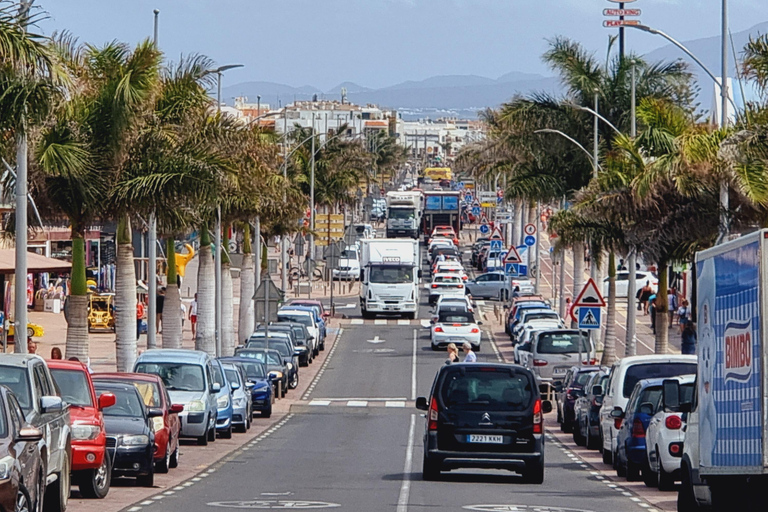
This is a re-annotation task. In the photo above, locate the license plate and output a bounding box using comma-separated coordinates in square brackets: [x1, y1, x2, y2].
[553, 367, 569, 375]
[467, 435, 503, 444]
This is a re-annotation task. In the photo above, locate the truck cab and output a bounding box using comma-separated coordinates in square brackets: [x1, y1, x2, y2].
[386, 191, 423, 239]
[360, 239, 420, 319]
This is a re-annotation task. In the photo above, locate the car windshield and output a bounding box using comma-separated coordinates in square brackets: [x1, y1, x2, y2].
[438, 312, 475, 324]
[224, 369, 240, 386]
[133, 382, 161, 407]
[622, 363, 698, 398]
[277, 314, 311, 327]
[0, 367, 31, 413]
[98, 387, 144, 417]
[370, 266, 412, 284]
[440, 368, 534, 412]
[236, 351, 282, 366]
[536, 333, 589, 354]
[135, 363, 206, 392]
[49, 369, 93, 407]
[341, 249, 358, 259]
[291, 327, 306, 341]
[434, 275, 461, 284]
[389, 209, 415, 219]
[247, 339, 291, 357]
[236, 361, 266, 380]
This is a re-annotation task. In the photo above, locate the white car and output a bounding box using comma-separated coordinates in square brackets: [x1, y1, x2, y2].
[509, 308, 555, 341]
[426, 273, 466, 305]
[432, 296, 474, 322]
[430, 310, 482, 351]
[514, 329, 545, 365]
[645, 374, 696, 490]
[333, 246, 361, 280]
[512, 318, 563, 344]
[432, 262, 467, 281]
[276, 309, 320, 352]
[511, 278, 536, 295]
[602, 271, 659, 298]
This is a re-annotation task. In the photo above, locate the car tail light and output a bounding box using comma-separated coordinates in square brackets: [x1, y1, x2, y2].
[632, 418, 646, 438]
[428, 397, 439, 431]
[584, 358, 598, 365]
[665, 415, 682, 430]
[533, 359, 548, 367]
[434, 327, 444, 332]
[470, 328, 480, 333]
[431, 284, 438, 288]
[614, 417, 623, 429]
[451, 323, 461, 327]
[457, 284, 464, 289]
[669, 442, 683, 457]
[533, 399, 543, 434]
[462, 276, 468, 280]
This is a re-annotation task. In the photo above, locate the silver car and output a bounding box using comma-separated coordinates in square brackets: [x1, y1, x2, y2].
[465, 271, 512, 300]
[524, 330, 595, 383]
[219, 361, 253, 433]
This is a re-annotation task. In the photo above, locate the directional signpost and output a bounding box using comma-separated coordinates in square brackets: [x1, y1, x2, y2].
[503, 245, 523, 277]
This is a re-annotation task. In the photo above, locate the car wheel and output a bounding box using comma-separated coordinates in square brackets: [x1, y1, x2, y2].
[43, 447, 69, 512]
[155, 442, 171, 473]
[169, 442, 179, 469]
[573, 425, 586, 446]
[431, 343, 438, 351]
[319, 339, 325, 351]
[643, 461, 658, 488]
[422, 454, 441, 481]
[601, 435, 612, 464]
[560, 417, 572, 433]
[220, 424, 232, 439]
[136, 468, 154, 487]
[626, 459, 642, 481]
[615, 452, 627, 477]
[290, 372, 299, 389]
[523, 457, 545, 484]
[79, 453, 112, 498]
[16, 483, 32, 512]
[262, 405, 272, 418]
[208, 419, 216, 442]
[677, 463, 698, 512]
[197, 420, 209, 446]
[586, 423, 599, 450]
[657, 458, 676, 491]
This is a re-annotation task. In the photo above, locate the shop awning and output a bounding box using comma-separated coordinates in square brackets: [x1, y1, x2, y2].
[0, 250, 72, 275]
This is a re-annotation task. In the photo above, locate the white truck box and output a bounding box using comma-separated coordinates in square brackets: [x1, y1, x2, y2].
[360, 239, 420, 319]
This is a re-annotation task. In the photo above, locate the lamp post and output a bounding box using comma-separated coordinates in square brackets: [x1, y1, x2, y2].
[147, 8, 160, 350]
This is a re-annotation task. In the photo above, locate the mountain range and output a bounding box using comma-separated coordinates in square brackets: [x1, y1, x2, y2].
[223, 22, 768, 119]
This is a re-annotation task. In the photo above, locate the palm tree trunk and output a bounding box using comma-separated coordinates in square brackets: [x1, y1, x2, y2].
[195, 225, 216, 356]
[163, 239, 183, 349]
[601, 251, 617, 366]
[655, 261, 669, 354]
[573, 241, 585, 302]
[115, 215, 137, 371]
[65, 231, 90, 361]
[238, 224, 255, 346]
[221, 225, 235, 356]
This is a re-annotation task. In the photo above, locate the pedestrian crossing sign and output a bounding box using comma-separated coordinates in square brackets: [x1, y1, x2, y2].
[505, 262, 519, 276]
[490, 239, 503, 252]
[578, 306, 602, 330]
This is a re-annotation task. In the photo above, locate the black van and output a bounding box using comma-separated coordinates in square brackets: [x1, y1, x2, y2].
[416, 362, 552, 483]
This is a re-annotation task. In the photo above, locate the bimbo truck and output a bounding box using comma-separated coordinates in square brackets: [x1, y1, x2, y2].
[663, 229, 768, 512]
[359, 239, 420, 319]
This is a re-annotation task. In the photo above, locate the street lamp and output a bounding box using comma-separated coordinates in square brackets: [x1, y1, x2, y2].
[534, 129, 604, 172]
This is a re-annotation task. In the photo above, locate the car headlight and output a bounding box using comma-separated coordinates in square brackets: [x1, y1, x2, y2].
[217, 395, 230, 408]
[121, 434, 150, 446]
[71, 424, 101, 441]
[268, 371, 283, 380]
[0, 455, 13, 480]
[151, 417, 165, 432]
[286, 362, 293, 370]
[187, 400, 206, 412]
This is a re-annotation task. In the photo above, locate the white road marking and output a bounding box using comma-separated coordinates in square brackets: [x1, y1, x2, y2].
[127, 508, 142, 512]
[140, 501, 154, 506]
[386, 401, 406, 408]
[350, 319, 364, 325]
[347, 400, 368, 407]
[309, 400, 331, 406]
[397, 414, 416, 512]
[374, 319, 387, 325]
[420, 320, 431, 328]
[411, 329, 418, 400]
[367, 336, 386, 344]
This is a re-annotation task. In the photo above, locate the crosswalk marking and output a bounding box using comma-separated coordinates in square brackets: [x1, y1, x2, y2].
[346, 400, 369, 407]
[309, 400, 331, 406]
[374, 319, 387, 325]
[397, 319, 411, 325]
[385, 401, 406, 408]
[350, 319, 364, 325]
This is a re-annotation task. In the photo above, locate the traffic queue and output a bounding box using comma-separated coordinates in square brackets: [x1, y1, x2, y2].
[0, 298, 330, 512]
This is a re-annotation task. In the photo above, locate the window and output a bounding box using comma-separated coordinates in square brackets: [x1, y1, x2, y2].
[237, 362, 266, 380]
[475, 275, 490, 282]
[574, 371, 596, 387]
[0, 367, 32, 413]
[248, 339, 291, 357]
[133, 382, 161, 407]
[440, 368, 534, 412]
[7, 394, 25, 434]
[135, 363, 206, 392]
[622, 363, 697, 398]
[50, 369, 93, 407]
[212, 364, 225, 387]
[370, 267, 412, 284]
[632, 386, 663, 414]
[536, 333, 590, 354]
[277, 314, 312, 327]
[389, 209, 415, 220]
[98, 388, 144, 417]
[438, 312, 475, 324]
[0, 396, 7, 438]
[224, 369, 241, 387]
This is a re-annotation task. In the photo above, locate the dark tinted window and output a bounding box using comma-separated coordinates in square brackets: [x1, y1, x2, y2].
[631, 386, 663, 414]
[50, 369, 93, 407]
[224, 369, 241, 386]
[574, 371, 596, 387]
[247, 339, 290, 357]
[98, 387, 144, 417]
[0, 395, 6, 438]
[439, 368, 534, 411]
[622, 363, 698, 398]
[277, 314, 312, 327]
[135, 363, 205, 392]
[236, 361, 266, 379]
[536, 333, 589, 354]
[438, 312, 475, 324]
[0, 367, 31, 413]
[236, 350, 282, 366]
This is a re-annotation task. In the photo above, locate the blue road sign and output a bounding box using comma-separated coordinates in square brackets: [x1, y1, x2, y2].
[496, 196, 503, 204]
[472, 206, 481, 216]
[490, 240, 502, 252]
[465, 194, 473, 202]
[459, 182, 465, 188]
[479, 224, 490, 234]
[578, 307, 602, 330]
[524, 235, 536, 246]
[505, 262, 519, 276]
[518, 264, 528, 276]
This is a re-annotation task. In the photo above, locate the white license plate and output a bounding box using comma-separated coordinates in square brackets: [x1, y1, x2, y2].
[467, 435, 503, 444]
[553, 367, 568, 375]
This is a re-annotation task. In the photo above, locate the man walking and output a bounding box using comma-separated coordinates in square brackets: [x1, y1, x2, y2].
[462, 342, 477, 363]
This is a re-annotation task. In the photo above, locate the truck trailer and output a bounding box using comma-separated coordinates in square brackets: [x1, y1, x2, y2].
[421, 191, 461, 239]
[385, 191, 423, 239]
[359, 239, 420, 319]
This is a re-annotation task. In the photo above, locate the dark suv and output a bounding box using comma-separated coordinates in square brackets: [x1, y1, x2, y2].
[416, 363, 552, 483]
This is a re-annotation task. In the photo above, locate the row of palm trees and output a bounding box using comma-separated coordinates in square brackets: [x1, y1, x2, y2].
[456, 35, 768, 365]
[1, 2, 403, 369]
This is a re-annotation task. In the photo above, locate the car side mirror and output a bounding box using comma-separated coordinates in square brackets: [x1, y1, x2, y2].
[552, 381, 563, 392]
[294, 349, 303, 356]
[415, 397, 429, 410]
[477, 321, 483, 325]
[170, 404, 184, 414]
[591, 385, 603, 396]
[40, 396, 63, 414]
[541, 400, 553, 414]
[245, 381, 255, 389]
[662, 379, 680, 411]
[268, 372, 278, 380]
[147, 407, 164, 418]
[211, 383, 221, 393]
[610, 407, 624, 419]
[16, 425, 43, 442]
[98, 392, 116, 410]
[230, 381, 241, 391]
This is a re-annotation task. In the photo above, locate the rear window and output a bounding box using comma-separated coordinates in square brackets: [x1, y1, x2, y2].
[536, 333, 589, 354]
[524, 312, 559, 322]
[248, 339, 290, 357]
[622, 363, 698, 398]
[574, 371, 595, 387]
[278, 314, 311, 327]
[434, 276, 461, 284]
[439, 368, 534, 412]
[438, 312, 475, 324]
[632, 386, 663, 413]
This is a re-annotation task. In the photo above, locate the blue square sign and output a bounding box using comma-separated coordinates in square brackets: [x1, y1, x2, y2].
[578, 307, 602, 330]
[505, 262, 519, 276]
[490, 240, 502, 252]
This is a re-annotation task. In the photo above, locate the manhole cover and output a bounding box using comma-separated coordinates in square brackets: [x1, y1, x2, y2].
[208, 500, 340, 509]
[464, 507, 595, 512]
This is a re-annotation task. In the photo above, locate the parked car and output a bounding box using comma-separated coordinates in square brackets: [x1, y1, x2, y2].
[0, 385, 45, 512]
[277, 307, 324, 352]
[234, 348, 288, 398]
[286, 299, 331, 330]
[211, 360, 234, 438]
[511, 278, 536, 296]
[612, 378, 665, 481]
[511, 309, 563, 343]
[246, 335, 300, 390]
[507, 303, 552, 340]
[0, 354, 71, 512]
[133, 349, 221, 446]
[92, 373, 182, 473]
[506, 296, 550, 335]
[430, 309, 482, 351]
[573, 368, 611, 449]
[416, 362, 552, 483]
[598, 355, 697, 465]
[48, 360, 116, 498]
[219, 361, 253, 433]
[93, 381, 160, 487]
[523, 330, 595, 383]
[554, 365, 603, 434]
[644, 374, 695, 490]
[218, 358, 273, 418]
[261, 322, 314, 366]
[602, 271, 658, 298]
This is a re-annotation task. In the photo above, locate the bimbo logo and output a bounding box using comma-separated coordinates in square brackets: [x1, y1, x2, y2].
[724, 319, 753, 383]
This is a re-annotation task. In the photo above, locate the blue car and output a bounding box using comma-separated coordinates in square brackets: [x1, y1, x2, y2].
[613, 377, 664, 481]
[218, 357, 273, 418]
[211, 359, 234, 438]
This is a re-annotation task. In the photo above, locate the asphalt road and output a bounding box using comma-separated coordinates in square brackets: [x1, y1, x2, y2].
[121, 248, 655, 512]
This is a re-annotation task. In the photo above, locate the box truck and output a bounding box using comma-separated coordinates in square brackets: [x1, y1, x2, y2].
[386, 191, 423, 239]
[359, 239, 420, 319]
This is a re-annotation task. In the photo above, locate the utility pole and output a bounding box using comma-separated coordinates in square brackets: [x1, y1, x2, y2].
[718, 0, 730, 243]
[619, 2, 625, 61]
[626, 63, 638, 356]
[591, 92, 602, 352]
[309, 113, 316, 299]
[147, 8, 160, 350]
[281, 112, 288, 293]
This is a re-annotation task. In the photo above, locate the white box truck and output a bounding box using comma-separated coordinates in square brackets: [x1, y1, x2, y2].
[385, 191, 423, 239]
[360, 239, 420, 319]
[665, 229, 768, 511]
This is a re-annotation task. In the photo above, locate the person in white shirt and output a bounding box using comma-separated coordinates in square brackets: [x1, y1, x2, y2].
[189, 293, 198, 336]
[180, 302, 187, 330]
[462, 342, 477, 363]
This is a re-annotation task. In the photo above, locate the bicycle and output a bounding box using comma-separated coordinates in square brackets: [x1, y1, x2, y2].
[289, 259, 324, 282]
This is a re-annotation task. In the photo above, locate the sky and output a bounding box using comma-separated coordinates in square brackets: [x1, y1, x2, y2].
[34, 0, 768, 91]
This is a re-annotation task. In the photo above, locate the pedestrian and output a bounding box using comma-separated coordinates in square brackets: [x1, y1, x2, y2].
[681, 322, 697, 354]
[512, 286, 520, 299]
[639, 281, 653, 314]
[50, 347, 63, 360]
[462, 342, 477, 363]
[649, 298, 657, 334]
[180, 301, 187, 330]
[136, 298, 145, 340]
[445, 343, 459, 365]
[668, 288, 678, 327]
[677, 299, 690, 332]
[189, 293, 198, 337]
[156, 287, 165, 333]
[26, 337, 37, 354]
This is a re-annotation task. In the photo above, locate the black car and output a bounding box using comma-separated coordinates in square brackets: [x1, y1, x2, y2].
[218, 358, 273, 418]
[416, 362, 552, 483]
[267, 322, 314, 365]
[93, 381, 162, 487]
[234, 348, 288, 398]
[554, 365, 603, 434]
[573, 369, 610, 449]
[246, 335, 300, 390]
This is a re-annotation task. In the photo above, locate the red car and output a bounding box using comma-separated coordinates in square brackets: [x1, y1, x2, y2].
[47, 360, 116, 499]
[92, 373, 183, 473]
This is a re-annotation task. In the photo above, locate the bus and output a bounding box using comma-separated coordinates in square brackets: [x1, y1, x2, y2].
[423, 167, 452, 181]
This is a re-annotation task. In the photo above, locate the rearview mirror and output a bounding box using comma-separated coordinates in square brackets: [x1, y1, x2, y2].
[415, 397, 429, 410]
[541, 400, 553, 414]
[211, 383, 221, 393]
[230, 381, 241, 391]
[16, 426, 43, 442]
[147, 407, 164, 418]
[170, 403, 184, 414]
[98, 392, 116, 410]
[662, 379, 680, 412]
[610, 407, 624, 419]
[40, 396, 63, 414]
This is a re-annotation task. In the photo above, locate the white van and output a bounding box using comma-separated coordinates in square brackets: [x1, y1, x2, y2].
[598, 354, 697, 465]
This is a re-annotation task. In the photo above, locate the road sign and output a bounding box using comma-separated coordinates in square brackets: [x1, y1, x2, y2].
[524, 235, 536, 247]
[603, 19, 640, 28]
[490, 239, 503, 252]
[459, 182, 465, 188]
[607, 0, 637, 3]
[505, 262, 519, 277]
[478, 191, 497, 207]
[490, 226, 504, 239]
[479, 224, 490, 234]
[503, 245, 523, 264]
[603, 8, 641, 16]
[472, 206, 481, 216]
[465, 194, 474, 203]
[578, 307, 602, 330]
[524, 223, 536, 236]
[573, 278, 606, 308]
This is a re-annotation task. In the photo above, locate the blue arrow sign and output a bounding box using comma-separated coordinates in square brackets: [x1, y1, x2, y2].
[578, 306, 602, 330]
[490, 240, 502, 252]
[505, 262, 519, 276]
[479, 224, 490, 234]
[524, 235, 536, 246]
